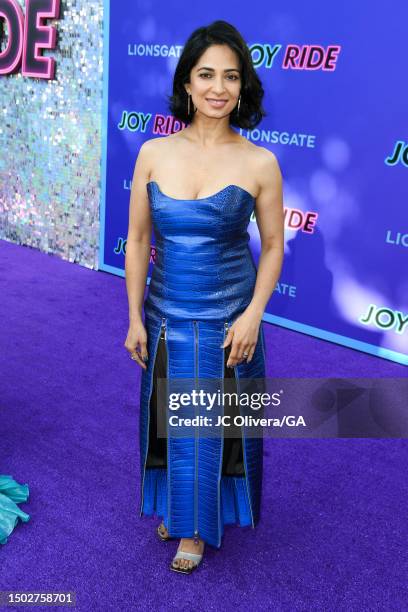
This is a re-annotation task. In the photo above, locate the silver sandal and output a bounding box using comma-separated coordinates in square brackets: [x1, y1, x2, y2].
[157, 521, 173, 542]
[170, 540, 204, 574]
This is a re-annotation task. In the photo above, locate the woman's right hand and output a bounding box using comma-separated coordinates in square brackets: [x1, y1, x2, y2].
[124, 319, 148, 370]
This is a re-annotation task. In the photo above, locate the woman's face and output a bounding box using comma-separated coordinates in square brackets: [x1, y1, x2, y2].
[185, 44, 241, 119]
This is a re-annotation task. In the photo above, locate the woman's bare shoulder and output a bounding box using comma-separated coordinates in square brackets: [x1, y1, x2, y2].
[139, 135, 169, 154]
[249, 142, 281, 178]
[244, 140, 277, 162]
[137, 136, 173, 177]
[235, 139, 280, 191]
[140, 134, 183, 157]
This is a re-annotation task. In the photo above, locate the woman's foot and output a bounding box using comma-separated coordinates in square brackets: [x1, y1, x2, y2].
[157, 521, 170, 541]
[170, 538, 205, 573]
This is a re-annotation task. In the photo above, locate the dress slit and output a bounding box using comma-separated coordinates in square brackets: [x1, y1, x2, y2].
[145, 330, 244, 476]
[145, 326, 167, 469]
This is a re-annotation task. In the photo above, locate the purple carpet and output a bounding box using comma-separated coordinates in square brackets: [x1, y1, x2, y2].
[1, 238, 407, 611]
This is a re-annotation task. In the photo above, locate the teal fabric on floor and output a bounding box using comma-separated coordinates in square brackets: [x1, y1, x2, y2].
[0, 475, 30, 545]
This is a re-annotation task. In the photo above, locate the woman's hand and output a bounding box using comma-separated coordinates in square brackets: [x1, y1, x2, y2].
[222, 307, 263, 367]
[124, 318, 148, 370]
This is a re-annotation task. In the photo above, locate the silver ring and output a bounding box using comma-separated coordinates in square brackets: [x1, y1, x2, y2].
[243, 352, 249, 357]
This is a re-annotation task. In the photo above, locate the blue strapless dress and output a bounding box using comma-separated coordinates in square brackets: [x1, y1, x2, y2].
[0, 475, 30, 545]
[139, 181, 266, 548]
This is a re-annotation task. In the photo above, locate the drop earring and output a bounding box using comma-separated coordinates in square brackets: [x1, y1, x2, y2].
[187, 92, 196, 115]
[237, 94, 241, 116]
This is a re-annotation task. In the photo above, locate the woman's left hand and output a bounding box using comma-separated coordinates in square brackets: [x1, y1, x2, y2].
[222, 307, 263, 367]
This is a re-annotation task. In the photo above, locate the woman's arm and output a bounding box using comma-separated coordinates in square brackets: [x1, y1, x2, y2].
[124, 140, 154, 368]
[247, 149, 284, 318]
[125, 140, 153, 323]
[223, 149, 284, 366]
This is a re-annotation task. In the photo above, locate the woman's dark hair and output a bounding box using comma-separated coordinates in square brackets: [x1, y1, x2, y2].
[168, 20, 266, 130]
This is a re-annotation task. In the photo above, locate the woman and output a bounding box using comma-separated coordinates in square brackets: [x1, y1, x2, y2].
[124, 20, 284, 573]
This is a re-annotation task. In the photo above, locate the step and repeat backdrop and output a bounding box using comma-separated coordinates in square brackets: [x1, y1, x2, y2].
[99, 2, 407, 366]
[0, 0, 103, 269]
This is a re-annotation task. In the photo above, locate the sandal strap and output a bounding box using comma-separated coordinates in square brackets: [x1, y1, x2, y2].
[173, 550, 202, 563]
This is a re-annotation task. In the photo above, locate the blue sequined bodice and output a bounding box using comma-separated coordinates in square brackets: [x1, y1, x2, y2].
[144, 180, 257, 322]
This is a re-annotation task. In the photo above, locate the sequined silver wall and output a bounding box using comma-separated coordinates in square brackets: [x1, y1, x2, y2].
[0, 0, 103, 270]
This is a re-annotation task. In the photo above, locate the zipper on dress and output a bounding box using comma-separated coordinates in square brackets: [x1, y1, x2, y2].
[160, 317, 166, 340]
[163, 317, 171, 534]
[217, 321, 230, 546]
[193, 320, 199, 544]
[140, 317, 167, 517]
[230, 326, 255, 529]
